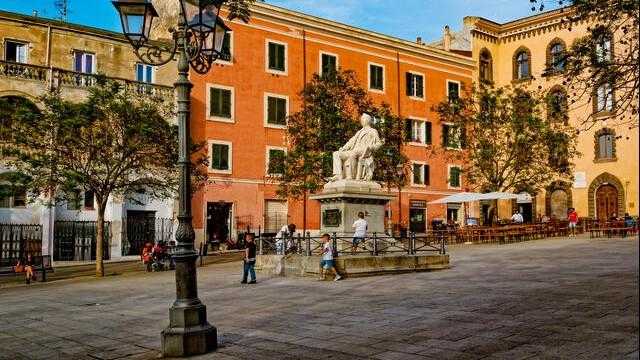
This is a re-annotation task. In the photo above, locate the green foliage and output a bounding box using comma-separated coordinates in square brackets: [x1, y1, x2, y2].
[434, 84, 579, 193]
[277, 69, 408, 200]
[226, 0, 257, 23]
[532, 0, 639, 127]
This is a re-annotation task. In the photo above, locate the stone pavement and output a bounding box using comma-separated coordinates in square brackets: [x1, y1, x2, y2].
[0, 236, 637, 360]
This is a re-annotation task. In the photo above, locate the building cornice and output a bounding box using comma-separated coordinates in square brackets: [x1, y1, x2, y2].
[244, 2, 475, 70]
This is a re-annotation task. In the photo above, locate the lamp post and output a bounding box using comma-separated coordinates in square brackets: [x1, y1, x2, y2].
[112, 0, 230, 356]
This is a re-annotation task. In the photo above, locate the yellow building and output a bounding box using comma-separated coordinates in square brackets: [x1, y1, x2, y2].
[434, 8, 638, 221]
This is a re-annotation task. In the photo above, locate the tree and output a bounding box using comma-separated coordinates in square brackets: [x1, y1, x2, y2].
[531, 0, 639, 127]
[2, 79, 186, 277]
[434, 85, 579, 194]
[277, 70, 408, 230]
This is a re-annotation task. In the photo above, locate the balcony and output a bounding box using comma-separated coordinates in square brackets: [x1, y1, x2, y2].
[0, 60, 173, 100]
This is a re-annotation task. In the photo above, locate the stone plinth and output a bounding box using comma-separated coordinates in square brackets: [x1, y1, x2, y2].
[257, 254, 450, 278]
[310, 181, 395, 234]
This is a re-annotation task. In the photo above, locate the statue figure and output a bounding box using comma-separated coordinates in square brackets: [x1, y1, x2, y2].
[330, 113, 382, 182]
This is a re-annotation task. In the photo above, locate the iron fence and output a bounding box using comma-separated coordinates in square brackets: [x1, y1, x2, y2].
[122, 217, 174, 256]
[54, 221, 110, 261]
[258, 232, 446, 257]
[0, 223, 42, 268]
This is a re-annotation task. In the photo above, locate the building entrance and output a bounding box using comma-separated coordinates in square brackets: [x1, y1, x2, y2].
[596, 184, 618, 221]
[206, 202, 233, 248]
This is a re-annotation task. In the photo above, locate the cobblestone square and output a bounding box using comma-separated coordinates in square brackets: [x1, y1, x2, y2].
[0, 236, 638, 359]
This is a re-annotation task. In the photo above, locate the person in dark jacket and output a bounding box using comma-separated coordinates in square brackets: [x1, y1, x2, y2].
[241, 233, 257, 284]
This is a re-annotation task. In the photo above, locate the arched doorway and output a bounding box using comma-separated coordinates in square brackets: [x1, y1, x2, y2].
[596, 184, 618, 221]
[588, 172, 625, 219]
[550, 189, 568, 220]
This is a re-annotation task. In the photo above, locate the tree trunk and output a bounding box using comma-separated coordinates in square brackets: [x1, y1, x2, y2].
[302, 191, 307, 235]
[95, 200, 107, 277]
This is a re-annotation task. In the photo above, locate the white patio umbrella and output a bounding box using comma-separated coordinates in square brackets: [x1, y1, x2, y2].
[429, 192, 484, 204]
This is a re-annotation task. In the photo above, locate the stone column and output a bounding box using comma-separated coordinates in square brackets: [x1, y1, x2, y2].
[106, 194, 125, 259]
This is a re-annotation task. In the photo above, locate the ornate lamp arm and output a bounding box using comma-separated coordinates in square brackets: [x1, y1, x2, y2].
[129, 30, 180, 67]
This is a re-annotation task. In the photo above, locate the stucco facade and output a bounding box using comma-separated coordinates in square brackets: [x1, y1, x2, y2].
[0, 10, 177, 259]
[189, 3, 475, 244]
[440, 9, 638, 221]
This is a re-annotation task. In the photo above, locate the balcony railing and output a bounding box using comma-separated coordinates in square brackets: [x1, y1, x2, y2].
[0, 60, 173, 100]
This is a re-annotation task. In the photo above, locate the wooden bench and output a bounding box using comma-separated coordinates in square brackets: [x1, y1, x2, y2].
[0, 255, 53, 282]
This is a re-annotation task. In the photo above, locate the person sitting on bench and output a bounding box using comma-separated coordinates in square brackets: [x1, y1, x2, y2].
[14, 254, 36, 284]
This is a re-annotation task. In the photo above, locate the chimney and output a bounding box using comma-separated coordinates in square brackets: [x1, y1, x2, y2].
[416, 36, 423, 45]
[443, 25, 452, 51]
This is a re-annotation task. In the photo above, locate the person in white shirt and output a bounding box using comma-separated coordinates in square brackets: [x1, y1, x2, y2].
[351, 212, 368, 254]
[319, 233, 341, 281]
[275, 224, 296, 255]
[511, 211, 524, 224]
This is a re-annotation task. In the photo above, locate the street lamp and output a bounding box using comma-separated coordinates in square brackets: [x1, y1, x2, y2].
[112, 0, 230, 356]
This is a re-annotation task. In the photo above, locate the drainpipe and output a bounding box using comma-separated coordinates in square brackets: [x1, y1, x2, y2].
[45, 25, 54, 89]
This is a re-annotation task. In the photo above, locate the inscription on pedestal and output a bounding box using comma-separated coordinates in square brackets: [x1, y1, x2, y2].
[322, 209, 342, 227]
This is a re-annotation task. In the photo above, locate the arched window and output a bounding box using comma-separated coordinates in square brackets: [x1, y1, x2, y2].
[594, 128, 616, 161]
[479, 49, 493, 83]
[547, 39, 566, 73]
[513, 47, 531, 80]
[547, 86, 568, 123]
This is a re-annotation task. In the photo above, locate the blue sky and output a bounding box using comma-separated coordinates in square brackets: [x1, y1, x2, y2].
[1, 0, 554, 41]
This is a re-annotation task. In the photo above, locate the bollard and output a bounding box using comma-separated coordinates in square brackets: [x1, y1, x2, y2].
[409, 232, 414, 255]
[332, 232, 338, 256]
[305, 232, 311, 256]
[258, 236, 263, 255]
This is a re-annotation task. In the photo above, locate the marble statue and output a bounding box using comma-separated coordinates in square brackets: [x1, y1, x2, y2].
[330, 113, 382, 182]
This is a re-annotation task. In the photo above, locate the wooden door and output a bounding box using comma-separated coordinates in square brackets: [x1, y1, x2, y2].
[596, 185, 618, 221]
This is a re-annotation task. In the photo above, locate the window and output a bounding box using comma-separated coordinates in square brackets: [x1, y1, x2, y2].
[320, 52, 337, 76]
[4, 40, 27, 63]
[266, 148, 286, 175]
[479, 49, 493, 83]
[267, 40, 286, 74]
[412, 163, 430, 186]
[447, 80, 460, 100]
[595, 83, 614, 113]
[406, 72, 424, 99]
[547, 87, 568, 123]
[265, 94, 288, 127]
[207, 85, 234, 121]
[369, 63, 384, 92]
[596, 34, 612, 63]
[0, 188, 26, 208]
[209, 141, 232, 173]
[548, 40, 566, 72]
[595, 128, 616, 160]
[448, 166, 462, 188]
[218, 32, 233, 63]
[84, 190, 95, 209]
[135, 63, 154, 83]
[442, 124, 462, 149]
[405, 119, 431, 145]
[74, 51, 95, 74]
[513, 48, 531, 80]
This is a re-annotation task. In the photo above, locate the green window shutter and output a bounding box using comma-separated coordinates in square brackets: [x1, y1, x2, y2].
[442, 125, 449, 147]
[406, 73, 413, 96]
[413, 164, 422, 184]
[221, 89, 231, 118]
[450, 167, 461, 187]
[278, 98, 287, 125]
[405, 119, 412, 142]
[268, 43, 277, 69]
[425, 122, 432, 144]
[424, 165, 430, 186]
[221, 33, 231, 60]
[210, 88, 218, 117]
[268, 149, 285, 174]
[267, 97, 276, 124]
[267, 97, 286, 125]
[416, 75, 424, 98]
[322, 54, 336, 75]
[370, 65, 383, 90]
[212, 144, 229, 170]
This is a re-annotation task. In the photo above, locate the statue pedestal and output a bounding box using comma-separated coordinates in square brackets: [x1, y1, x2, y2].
[310, 181, 395, 234]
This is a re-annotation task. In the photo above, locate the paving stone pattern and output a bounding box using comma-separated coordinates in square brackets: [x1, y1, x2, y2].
[0, 236, 638, 359]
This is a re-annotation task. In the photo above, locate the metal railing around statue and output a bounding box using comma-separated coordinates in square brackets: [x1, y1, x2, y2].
[258, 232, 446, 257]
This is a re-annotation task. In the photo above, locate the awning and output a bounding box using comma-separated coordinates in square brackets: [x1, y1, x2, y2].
[516, 192, 533, 204]
[430, 191, 519, 204]
[429, 192, 484, 204]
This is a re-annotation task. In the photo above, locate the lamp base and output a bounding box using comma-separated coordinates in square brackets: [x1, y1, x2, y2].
[161, 303, 217, 357]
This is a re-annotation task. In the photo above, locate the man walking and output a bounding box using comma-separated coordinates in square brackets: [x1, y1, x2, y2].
[241, 233, 257, 284]
[352, 212, 368, 254]
[319, 233, 342, 281]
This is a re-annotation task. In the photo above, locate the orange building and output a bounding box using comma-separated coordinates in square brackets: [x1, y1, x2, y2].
[190, 3, 475, 244]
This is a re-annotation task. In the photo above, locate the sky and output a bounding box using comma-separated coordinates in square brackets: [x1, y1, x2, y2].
[0, 0, 557, 42]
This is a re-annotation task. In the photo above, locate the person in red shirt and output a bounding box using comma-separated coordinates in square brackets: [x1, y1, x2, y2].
[567, 208, 579, 237]
[141, 242, 153, 272]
